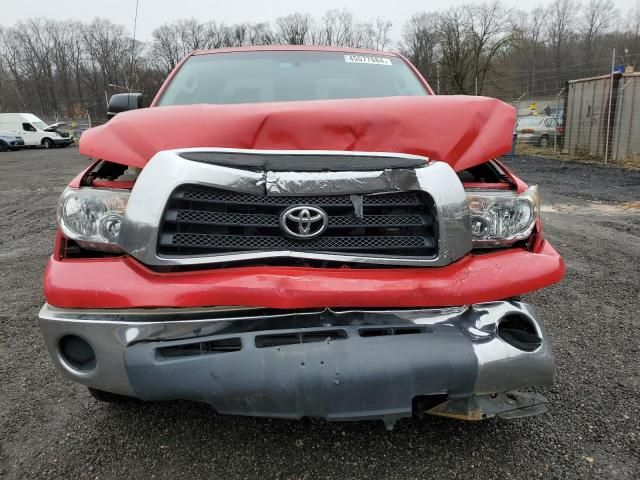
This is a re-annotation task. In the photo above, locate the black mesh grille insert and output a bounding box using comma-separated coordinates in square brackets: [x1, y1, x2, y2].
[255, 330, 348, 348]
[157, 337, 242, 358]
[358, 326, 432, 337]
[158, 185, 438, 259]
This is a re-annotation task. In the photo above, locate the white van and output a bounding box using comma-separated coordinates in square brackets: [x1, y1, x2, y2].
[0, 113, 73, 148]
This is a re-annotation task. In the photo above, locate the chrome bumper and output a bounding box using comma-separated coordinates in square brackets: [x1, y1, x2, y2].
[38, 301, 554, 421]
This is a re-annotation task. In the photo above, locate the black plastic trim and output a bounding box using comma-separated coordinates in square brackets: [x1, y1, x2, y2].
[179, 151, 426, 171]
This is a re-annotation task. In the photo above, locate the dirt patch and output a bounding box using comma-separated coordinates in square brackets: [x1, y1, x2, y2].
[541, 201, 640, 215]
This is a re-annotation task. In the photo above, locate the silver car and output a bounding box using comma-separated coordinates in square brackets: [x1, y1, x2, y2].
[0, 131, 25, 152]
[516, 116, 560, 148]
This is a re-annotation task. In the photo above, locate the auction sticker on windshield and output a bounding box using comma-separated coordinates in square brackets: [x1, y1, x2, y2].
[344, 55, 392, 65]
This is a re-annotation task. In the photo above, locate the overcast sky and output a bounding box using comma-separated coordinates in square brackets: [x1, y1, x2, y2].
[1, 0, 638, 42]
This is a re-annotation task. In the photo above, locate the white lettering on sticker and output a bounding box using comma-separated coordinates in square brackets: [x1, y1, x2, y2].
[344, 55, 392, 66]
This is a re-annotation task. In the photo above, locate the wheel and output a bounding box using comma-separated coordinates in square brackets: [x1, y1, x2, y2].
[42, 138, 54, 149]
[0, 141, 8, 152]
[538, 135, 549, 148]
[88, 387, 137, 403]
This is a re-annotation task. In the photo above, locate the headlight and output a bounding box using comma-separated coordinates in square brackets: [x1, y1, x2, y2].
[466, 186, 539, 247]
[57, 187, 129, 250]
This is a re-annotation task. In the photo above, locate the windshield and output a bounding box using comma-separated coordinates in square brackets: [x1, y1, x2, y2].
[33, 121, 48, 130]
[518, 117, 543, 126]
[158, 51, 428, 106]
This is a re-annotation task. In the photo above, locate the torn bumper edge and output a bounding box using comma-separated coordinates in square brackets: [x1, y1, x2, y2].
[38, 300, 554, 422]
[425, 391, 549, 421]
[43, 241, 565, 310]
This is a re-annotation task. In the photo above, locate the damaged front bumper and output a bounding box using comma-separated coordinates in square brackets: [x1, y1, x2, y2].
[38, 300, 553, 425]
[52, 137, 74, 146]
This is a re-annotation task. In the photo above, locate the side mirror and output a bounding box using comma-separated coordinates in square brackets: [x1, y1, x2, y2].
[107, 93, 143, 119]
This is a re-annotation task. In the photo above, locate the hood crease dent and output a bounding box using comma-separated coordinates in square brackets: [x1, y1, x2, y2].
[80, 95, 516, 172]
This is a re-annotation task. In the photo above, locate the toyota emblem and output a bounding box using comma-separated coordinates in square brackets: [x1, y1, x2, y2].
[280, 206, 328, 239]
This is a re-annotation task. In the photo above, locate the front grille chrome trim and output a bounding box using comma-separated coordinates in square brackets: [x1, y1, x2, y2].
[118, 148, 472, 267]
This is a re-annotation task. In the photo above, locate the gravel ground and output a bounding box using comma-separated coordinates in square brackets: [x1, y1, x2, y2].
[0, 149, 638, 480]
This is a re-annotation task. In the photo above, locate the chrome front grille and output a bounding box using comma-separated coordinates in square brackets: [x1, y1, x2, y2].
[118, 148, 472, 267]
[158, 185, 438, 257]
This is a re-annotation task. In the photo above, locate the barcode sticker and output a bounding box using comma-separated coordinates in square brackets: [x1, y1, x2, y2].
[344, 55, 392, 66]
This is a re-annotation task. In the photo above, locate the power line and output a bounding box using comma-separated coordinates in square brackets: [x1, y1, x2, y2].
[127, 0, 141, 93]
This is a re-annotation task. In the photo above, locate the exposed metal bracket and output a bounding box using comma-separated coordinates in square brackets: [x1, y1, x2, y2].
[426, 391, 549, 421]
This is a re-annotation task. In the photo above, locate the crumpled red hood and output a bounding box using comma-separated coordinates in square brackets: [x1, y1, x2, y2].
[80, 95, 515, 171]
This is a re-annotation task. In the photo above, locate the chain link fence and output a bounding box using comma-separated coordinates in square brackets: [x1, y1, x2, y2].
[505, 68, 640, 168]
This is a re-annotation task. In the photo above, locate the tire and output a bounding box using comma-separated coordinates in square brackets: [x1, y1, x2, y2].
[88, 387, 137, 404]
[42, 138, 54, 149]
[0, 141, 8, 152]
[538, 135, 549, 148]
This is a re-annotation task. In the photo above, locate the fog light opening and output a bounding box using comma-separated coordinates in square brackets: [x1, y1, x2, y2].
[497, 314, 542, 352]
[59, 335, 96, 372]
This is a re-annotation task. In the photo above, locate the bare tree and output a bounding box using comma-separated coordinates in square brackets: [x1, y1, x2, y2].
[8, 19, 62, 113]
[515, 6, 550, 93]
[203, 22, 231, 48]
[1, 6, 640, 120]
[151, 24, 182, 73]
[317, 9, 356, 46]
[438, 7, 474, 94]
[247, 23, 274, 45]
[627, 2, 640, 56]
[362, 19, 393, 50]
[546, 0, 579, 70]
[351, 22, 372, 48]
[82, 19, 140, 114]
[0, 27, 27, 111]
[151, 19, 210, 73]
[629, 1, 640, 36]
[466, 1, 515, 94]
[581, 0, 618, 60]
[229, 23, 249, 46]
[276, 13, 312, 45]
[400, 13, 440, 80]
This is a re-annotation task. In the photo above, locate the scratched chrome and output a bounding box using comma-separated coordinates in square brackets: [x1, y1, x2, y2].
[117, 148, 472, 267]
[38, 300, 553, 398]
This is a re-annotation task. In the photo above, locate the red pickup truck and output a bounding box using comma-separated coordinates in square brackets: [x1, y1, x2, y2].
[38, 46, 564, 429]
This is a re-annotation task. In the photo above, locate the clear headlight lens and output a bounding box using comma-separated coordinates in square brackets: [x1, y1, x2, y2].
[57, 187, 129, 250]
[466, 186, 539, 247]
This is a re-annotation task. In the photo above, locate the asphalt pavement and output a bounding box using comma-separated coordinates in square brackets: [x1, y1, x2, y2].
[0, 148, 638, 479]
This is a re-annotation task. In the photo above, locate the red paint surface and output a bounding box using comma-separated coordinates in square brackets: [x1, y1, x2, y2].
[89, 179, 136, 189]
[68, 162, 97, 188]
[81, 96, 515, 173]
[53, 47, 557, 311]
[495, 159, 530, 193]
[462, 182, 512, 190]
[44, 241, 564, 310]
